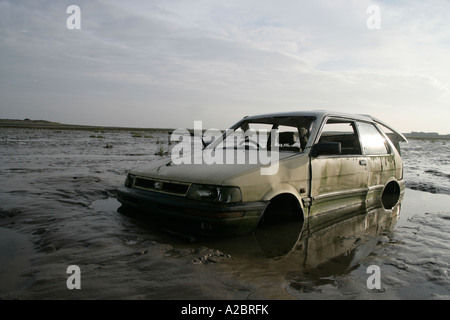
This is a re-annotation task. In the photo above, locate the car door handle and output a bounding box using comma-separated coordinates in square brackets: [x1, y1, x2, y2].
[359, 160, 367, 166]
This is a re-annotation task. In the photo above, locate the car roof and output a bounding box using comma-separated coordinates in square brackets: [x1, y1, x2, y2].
[240, 110, 407, 142]
[242, 110, 374, 122]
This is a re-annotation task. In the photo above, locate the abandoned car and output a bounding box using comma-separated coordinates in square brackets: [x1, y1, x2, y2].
[117, 111, 407, 236]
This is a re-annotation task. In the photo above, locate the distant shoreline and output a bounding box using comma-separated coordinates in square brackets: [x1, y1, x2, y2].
[403, 132, 450, 140]
[0, 118, 174, 132]
[1, 118, 449, 139]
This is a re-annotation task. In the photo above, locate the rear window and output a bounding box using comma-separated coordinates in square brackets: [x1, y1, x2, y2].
[357, 122, 389, 155]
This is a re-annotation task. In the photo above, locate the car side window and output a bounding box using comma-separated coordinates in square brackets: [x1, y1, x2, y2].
[318, 119, 362, 155]
[356, 122, 389, 155]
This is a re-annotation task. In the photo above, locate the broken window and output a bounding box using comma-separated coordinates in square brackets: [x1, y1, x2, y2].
[318, 119, 362, 155]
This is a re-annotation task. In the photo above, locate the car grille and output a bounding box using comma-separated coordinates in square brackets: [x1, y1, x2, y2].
[133, 177, 190, 196]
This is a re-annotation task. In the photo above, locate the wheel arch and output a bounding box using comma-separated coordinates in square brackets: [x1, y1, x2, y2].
[260, 185, 306, 221]
[381, 179, 402, 209]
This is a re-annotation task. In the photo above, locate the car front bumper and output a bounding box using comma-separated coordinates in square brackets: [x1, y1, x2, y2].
[117, 186, 269, 236]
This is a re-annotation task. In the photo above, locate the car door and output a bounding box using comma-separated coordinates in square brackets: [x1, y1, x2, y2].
[355, 121, 396, 208]
[309, 118, 368, 219]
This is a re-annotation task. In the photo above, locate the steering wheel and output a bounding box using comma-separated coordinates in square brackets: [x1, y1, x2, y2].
[238, 137, 261, 149]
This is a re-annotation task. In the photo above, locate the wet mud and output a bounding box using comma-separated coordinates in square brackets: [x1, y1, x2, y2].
[0, 128, 449, 299]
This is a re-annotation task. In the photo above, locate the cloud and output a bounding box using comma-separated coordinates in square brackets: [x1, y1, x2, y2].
[0, 0, 449, 133]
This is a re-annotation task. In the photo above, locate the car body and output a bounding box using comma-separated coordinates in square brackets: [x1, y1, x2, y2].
[117, 110, 407, 236]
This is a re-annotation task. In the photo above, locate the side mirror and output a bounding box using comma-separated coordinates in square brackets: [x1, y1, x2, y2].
[311, 142, 341, 157]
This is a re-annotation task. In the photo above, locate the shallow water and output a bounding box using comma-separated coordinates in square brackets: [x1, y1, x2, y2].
[0, 128, 449, 300]
[401, 139, 450, 194]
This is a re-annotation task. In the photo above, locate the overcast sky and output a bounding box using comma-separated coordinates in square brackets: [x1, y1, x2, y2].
[1, 0, 449, 134]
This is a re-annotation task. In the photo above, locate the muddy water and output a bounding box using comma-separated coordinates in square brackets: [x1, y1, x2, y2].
[0, 128, 449, 300]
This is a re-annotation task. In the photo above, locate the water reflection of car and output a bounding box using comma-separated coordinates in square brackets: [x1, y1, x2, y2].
[219, 202, 400, 263]
[117, 111, 407, 236]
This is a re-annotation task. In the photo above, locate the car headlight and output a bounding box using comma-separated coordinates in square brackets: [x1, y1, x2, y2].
[186, 184, 242, 203]
[124, 174, 135, 188]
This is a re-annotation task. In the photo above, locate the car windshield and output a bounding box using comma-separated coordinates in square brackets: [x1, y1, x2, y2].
[212, 116, 316, 153]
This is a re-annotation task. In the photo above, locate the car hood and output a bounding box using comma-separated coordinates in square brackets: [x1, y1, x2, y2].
[129, 151, 296, 185]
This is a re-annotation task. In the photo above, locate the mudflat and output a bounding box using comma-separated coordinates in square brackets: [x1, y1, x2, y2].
[0, 127, 449, 300]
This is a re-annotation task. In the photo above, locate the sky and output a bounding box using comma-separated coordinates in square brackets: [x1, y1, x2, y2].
[1, 0, 449, 134]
